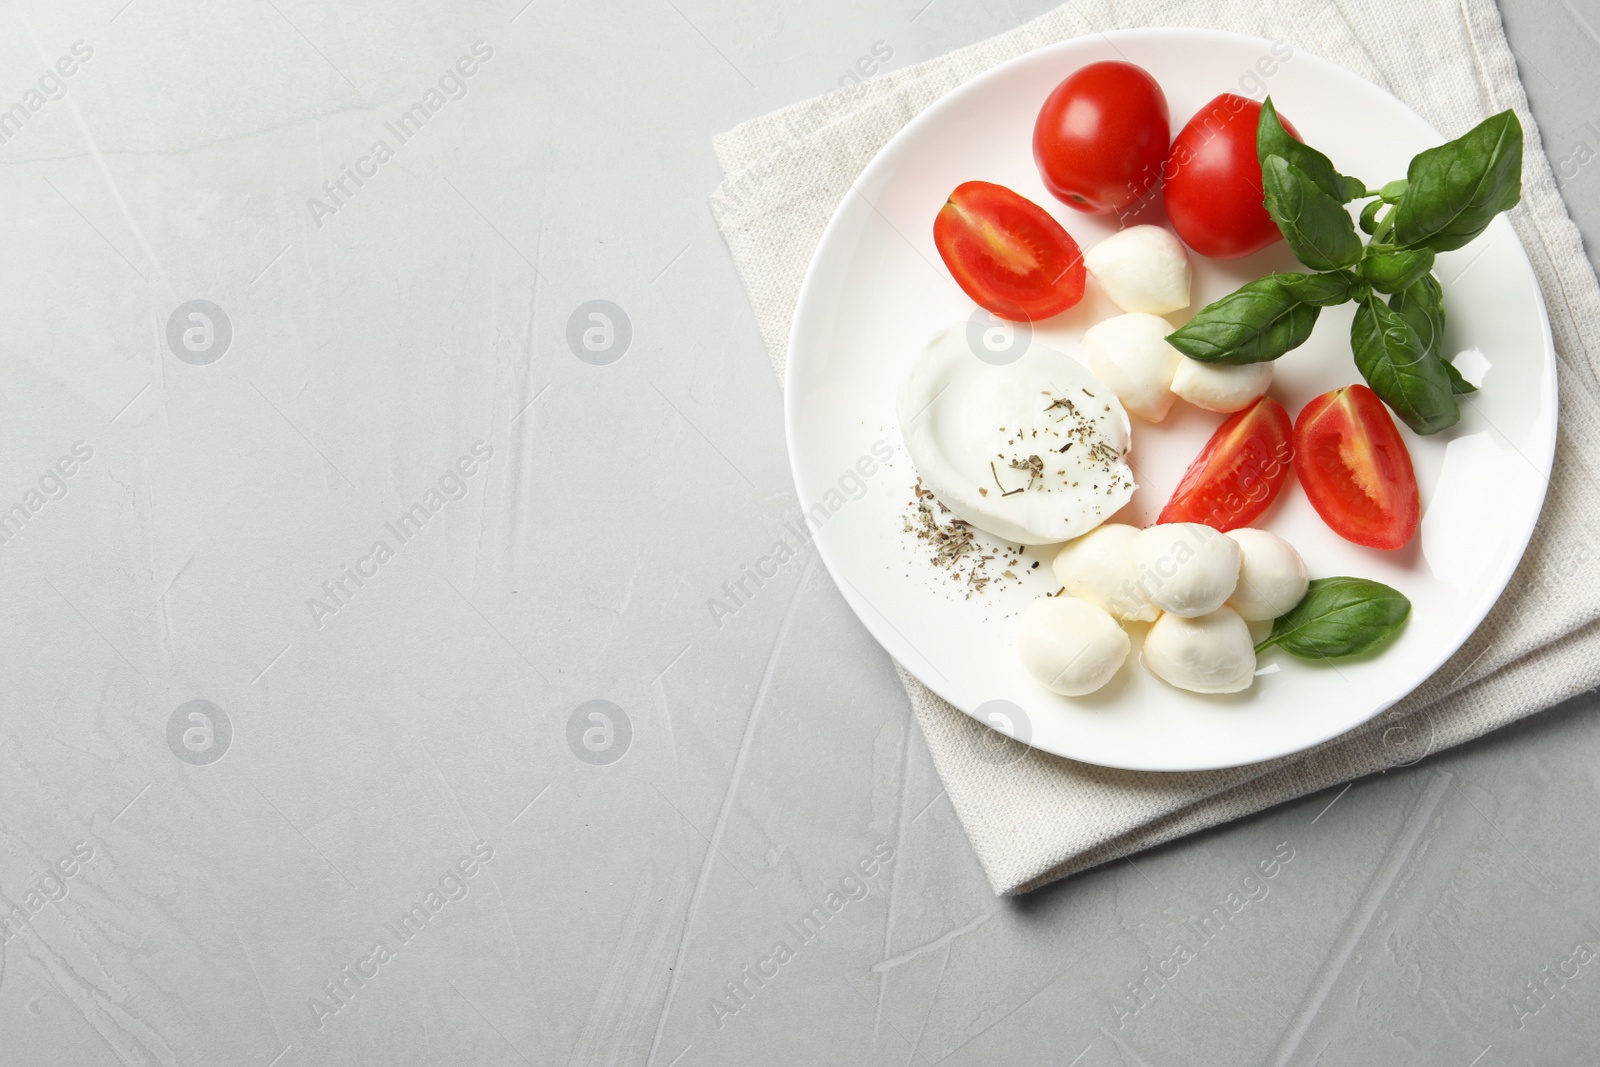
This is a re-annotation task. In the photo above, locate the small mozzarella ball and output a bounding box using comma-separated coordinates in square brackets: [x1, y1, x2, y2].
[1226, 528, 1310, 621]
[1017, 596, 1130, 697]
[1081, 313, 1182, 423]
[1171, 358, 1274, 413]
[1130, 522, 1242, 617]
[1083, 225, 1192, 315]
[1143, 607, 1257, 694]
[1051, 524, 1159, 621]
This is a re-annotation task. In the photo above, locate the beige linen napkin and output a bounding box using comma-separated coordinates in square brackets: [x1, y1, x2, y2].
[710, 0, 1600, 894]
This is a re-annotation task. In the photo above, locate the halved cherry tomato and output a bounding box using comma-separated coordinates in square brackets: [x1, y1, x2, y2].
[1164, 94, 1300, 259]
[1293, 385, 1420, 550]
[1158, 396, 1294, 531]
[1032, 61, 1170, 214]
[933, 181, 1086, 321]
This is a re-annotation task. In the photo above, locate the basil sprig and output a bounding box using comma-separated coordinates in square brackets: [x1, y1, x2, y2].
[1165, 99, 1523, 435]
[1255, 577, 1412, 660]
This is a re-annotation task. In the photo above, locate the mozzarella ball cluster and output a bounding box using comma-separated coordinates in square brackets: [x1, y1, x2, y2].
[1081, 226, 1273, 419]
[1019, 523, 1310, 697]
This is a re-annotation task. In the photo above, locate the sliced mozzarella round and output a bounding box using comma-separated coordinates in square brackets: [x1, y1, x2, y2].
[1050, 523, 1158, 621]
[1017, 595, 1129, 696]
[1083, 225, 1191, 315]
[897, 326, 1136, 545]
[1226, 528, 1310, 621]
[1171, 357, 1274, 413]
[1142, 607, 1256, 694]
[1130, 522, 1241, 617]
[1080, 313, 1182, 423]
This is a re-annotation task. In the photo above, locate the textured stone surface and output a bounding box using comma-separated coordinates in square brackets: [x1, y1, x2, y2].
[0, 1, 1596, 1064]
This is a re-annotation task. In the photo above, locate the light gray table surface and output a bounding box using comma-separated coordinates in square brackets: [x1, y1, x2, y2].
[2, 1, 1598, 1065]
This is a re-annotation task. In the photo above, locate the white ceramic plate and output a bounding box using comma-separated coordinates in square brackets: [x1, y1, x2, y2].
[785, 29, 1556, 772]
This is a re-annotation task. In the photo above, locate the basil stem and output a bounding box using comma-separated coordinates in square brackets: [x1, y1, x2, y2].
[1255, 577, 1412, 659]
[1165, 275, 1320, 365]
[1262, 155, 1364, 271]
[1258, 97, 1367, 203]
[1392, 110, 1524, 252]
[1351, 295, 1460, 435]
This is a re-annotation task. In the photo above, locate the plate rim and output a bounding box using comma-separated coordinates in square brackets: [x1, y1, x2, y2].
[783, 27, 1559, 772]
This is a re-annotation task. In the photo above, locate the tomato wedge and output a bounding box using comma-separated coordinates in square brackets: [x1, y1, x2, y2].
[933, 181, 1086, 321]
[1158, 396, 1294, 531]
[1293, 385, 1420, 550]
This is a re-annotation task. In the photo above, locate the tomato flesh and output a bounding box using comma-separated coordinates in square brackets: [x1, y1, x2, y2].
[933, 181, 1086, 321]
[1158, 396, 1294, 531]
[1032, 61, 1170, 215]
[1164, 94, 1299, 259]
[1293, 385, 1420, 550]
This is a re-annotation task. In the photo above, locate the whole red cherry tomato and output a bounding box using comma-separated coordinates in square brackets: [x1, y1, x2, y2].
[932, 181, 1087, 321]
[1164, 94, 1301, 259]
[1293, 385, 1420, 550]
[1032, 61, 1171, 215]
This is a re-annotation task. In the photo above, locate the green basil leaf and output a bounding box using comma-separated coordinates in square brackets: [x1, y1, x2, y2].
[1165, 275, 1320, 365]
[1258, 97, 1366, 203]
[1357, 246, 1435, 294]
[1256, 576, 1411, 659]
[1359, 199, 1384, 235]
[1351, 295, 1459, 434]
[1378, 179, 1408, 203]
[1277, 269, 1359, 307]
[1443, 358, 1478, 394]
[1387, 273, 1446, 359]
[1262, 155, 1363, 271]
[1392, 110, 1523, 252]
